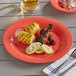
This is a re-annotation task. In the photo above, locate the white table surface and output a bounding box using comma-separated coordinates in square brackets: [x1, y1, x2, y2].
[0, 0, 76, 76]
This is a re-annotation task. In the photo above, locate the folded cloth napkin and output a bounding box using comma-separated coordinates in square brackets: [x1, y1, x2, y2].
[43, 48, 76, 76]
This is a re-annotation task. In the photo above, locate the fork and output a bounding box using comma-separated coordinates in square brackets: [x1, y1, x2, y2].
[49, 49, 76, 76]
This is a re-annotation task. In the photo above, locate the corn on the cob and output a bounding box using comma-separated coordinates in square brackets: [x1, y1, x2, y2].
[25, 23, 40, 34]
[18, 31, 35, 44]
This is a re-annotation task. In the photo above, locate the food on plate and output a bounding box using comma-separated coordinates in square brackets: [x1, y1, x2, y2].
[17, 23, 40, 44]
[42, 44, 54, 54]
[25, 23, 40, 34]
[59, 0, 76, 10]
[18, 31, 35, 44]
[48, 34, 56, 45]
[15, 29, 23, 37]
[16, 23, 55, 55]
[33, 42, 42, 50]
[25, 42, 54, 54]
[26, 43, 37, 54]
[35, 49, 44, 54]
[34, 42, 44, 54]
[25, 42, 43, 54]
[36, 24, 56, 45]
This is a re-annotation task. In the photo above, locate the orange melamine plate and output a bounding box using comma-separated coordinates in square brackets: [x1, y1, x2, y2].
[50, 0, 76, 13]
[3, 17, 73, 63]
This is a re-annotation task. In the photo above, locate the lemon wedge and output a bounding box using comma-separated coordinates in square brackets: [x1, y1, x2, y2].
[33, 42, 44, 54]
[25, 42, 43, 54]
[36, 49, 44, 54]
[25, 42, 54, 55]
[42, 44, 54, 54]
[33, 42, 42, 50]
[25, 44, 36, 54]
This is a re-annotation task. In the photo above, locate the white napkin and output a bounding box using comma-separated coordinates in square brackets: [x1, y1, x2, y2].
[43, 48, 76, 76]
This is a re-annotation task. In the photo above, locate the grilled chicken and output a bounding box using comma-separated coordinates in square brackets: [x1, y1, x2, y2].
[36, 24, 56, 45]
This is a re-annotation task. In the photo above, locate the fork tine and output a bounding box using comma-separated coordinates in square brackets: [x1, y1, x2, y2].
[71, 49, 76, 57]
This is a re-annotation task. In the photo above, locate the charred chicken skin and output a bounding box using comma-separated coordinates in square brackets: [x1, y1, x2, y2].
[36, 24, 56, 45]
